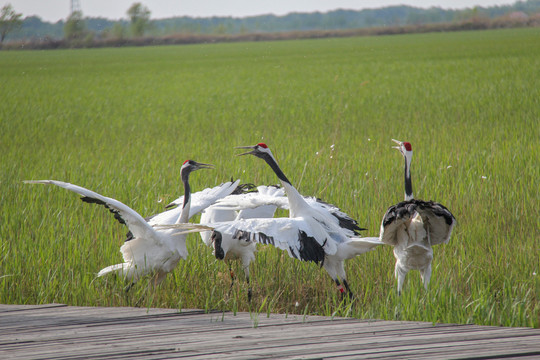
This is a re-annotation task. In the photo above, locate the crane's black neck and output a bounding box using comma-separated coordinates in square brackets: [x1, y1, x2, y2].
[404, 158, 413, 201]
[262, 153, 292, 185]
[181, 171, 191, 209]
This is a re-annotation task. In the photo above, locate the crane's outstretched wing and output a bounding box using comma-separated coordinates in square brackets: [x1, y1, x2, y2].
[199, 185, 283, 246]
[210, 218, 335, 263]
[210, 186, 364, 238]
[211, 184, 287, 211]
[163, 180, 240, 210]
[148, 180, 240, 226]
[303, 197, 365, 236]
[24, 180, 154, 240]
[414, 200, 456, 245]
[161, 216, 337, 263]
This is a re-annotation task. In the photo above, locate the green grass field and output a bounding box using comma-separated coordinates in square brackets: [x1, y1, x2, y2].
[1, 28, 538, 328]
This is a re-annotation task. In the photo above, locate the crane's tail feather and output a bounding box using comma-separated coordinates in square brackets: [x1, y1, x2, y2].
[97, 263, 126, 277]
[345, 237, 385, 255]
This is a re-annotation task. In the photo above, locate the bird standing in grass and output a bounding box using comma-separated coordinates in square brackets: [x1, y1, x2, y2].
[25, 160, 234, 290]
[177, 143, 383, 298]
[201, 184, 284, 301]
[379, 139, 456, 295]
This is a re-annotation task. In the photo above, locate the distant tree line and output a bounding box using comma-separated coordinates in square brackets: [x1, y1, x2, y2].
[1, 0, 539, 47]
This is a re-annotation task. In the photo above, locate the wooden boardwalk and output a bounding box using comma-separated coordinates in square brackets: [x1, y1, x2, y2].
[1, 304, 539, 359]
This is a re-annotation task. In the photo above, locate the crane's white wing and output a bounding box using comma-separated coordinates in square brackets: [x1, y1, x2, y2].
[199, 185, 282, 246]
[163, 180, 240, 211]
[210, 187, 364, 238]
[302, 197, 365, 237]
[202, 217, 338, 263]
[210, 185, 288, 210]
[24, 180, 154, 240]
[414, 200, 456, 245]
[148, 180, 240, 226]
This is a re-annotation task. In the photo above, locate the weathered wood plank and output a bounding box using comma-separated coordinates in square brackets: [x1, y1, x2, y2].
[1, 304, 538, 360]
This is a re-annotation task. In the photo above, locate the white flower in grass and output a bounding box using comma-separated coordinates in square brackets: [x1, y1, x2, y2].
[481, 176, 487, 180]
[295, 301, 300, 307]
[316, 151, 319, 155]
[330, 144, 335, 150]
[447, 165, 452, 169]
[368, 138, 371, 141]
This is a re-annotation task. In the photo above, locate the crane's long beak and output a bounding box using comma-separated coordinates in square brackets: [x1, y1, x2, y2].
[193, 161, 214, 170]
[391, 138, 403, 150]
[235, 145, 257, 156]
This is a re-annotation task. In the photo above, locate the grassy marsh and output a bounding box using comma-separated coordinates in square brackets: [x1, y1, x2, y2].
[1, 28, 538, 327]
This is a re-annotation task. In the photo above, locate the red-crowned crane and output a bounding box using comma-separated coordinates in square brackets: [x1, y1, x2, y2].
[200, 185, 284, 301]
[173, 143, 383, 298]
[25, 160, 237, 289]
[379, 140, 456, 295]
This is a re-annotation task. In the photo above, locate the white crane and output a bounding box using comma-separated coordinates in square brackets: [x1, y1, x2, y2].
[172, 143, 383, 298]
[200, 184, 284, 300]
[25, 160, 238, 290]
[379, 139, 456, 295]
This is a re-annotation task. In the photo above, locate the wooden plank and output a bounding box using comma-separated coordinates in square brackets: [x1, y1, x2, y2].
[0, 304, 539, 360]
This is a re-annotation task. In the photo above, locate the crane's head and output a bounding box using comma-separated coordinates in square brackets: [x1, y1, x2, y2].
[180, 160, 213, 179]
[235, 143, 274, 160]
[211, 230, 225, 260]
[392, 139, 413, 159]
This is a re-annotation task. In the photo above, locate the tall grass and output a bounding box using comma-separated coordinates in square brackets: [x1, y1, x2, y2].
[1, 28, 538, 328]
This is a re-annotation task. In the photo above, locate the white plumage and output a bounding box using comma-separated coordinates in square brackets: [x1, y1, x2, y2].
[24, 160, 238, 288]
[379, 139, 456, 294]
[199, 185, 283, 300]
[196, 143, 383, 297]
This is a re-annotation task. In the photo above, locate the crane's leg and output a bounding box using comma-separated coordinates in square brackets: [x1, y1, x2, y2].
[242, 263, 252, 302]
[420, 263, 432, 291]
[246, 275, 252, 302]
[342, 279, 354, 300]
[334, 279, 347, 299]
[395, 263, 407, 296]
[228, 263, 236, 297]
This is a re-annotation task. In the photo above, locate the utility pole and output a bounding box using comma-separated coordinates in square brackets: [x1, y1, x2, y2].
[70, 0, 81, 14]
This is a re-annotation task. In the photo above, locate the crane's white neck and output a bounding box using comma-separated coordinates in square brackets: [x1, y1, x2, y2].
[280, 181, 311, 217]
[261, 151, 309, 217]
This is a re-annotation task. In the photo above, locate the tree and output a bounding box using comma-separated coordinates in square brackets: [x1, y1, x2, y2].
[0, 4, 23, 43]
[64, 11, 86, 40]
[127, 3, 151, 37]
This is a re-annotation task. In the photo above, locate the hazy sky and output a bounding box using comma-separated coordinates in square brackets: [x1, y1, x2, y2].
[3, 0, 517, 22]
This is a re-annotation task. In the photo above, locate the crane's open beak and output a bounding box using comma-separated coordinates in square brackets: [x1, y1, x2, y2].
[192, 161, 214, 170]
[235, 145, 257, 156]
[391, 138, 403, 150]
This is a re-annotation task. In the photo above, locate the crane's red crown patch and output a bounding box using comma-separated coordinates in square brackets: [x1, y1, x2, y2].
[257, 143, 268, 148]
[403, 142, 412, 151]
